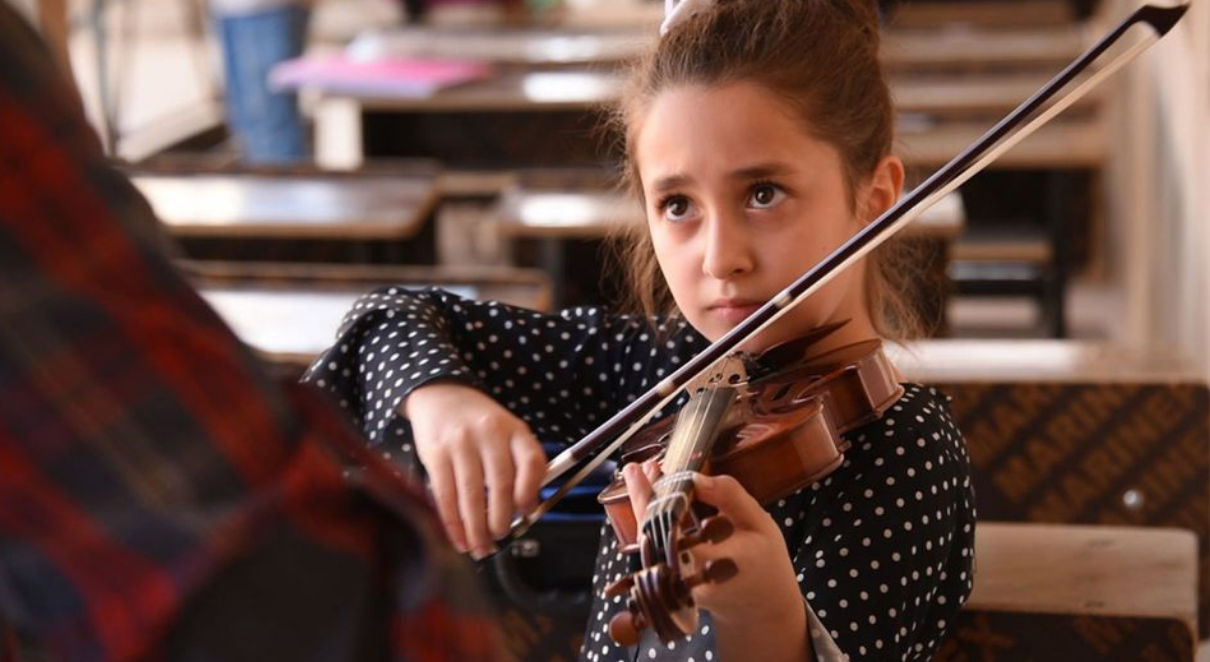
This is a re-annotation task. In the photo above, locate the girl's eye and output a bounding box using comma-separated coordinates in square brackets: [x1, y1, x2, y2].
[749, 183, 786, 209]
[660, 196, 694, 222]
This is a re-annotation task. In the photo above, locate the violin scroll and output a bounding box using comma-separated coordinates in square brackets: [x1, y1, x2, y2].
[606, 556, 739, 646]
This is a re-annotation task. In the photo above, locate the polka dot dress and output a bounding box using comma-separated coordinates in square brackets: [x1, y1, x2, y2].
[305, 287, 977, 662]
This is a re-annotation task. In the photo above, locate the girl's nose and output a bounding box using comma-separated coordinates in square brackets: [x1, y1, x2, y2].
[701, 210, 755, 279]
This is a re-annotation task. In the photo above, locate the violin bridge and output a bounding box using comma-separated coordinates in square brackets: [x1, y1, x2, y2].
[684, 353, 749, 394]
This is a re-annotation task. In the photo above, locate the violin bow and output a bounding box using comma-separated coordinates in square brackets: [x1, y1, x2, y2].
[509, 2, 1189, 539]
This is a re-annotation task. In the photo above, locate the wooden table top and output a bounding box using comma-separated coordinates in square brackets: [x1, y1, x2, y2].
[134, 172, 439, 240]
[893, 339, 1202, 384]
[188, 262, 551, 365]
[897, 115, 1105, 169]
[494, 187, 967, 240]
[968, 522, 1197, 627]
[554, 0, 1076, 31]
[342, 23, 1086, 72]
[884, 25, 1087, 73]
[888, 0, 1075, 29]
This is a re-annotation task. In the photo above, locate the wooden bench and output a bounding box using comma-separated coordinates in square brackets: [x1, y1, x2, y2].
[937, 523, 1198, 661]
[894, 339, 1210, 638]
[183, 261, 551, 370]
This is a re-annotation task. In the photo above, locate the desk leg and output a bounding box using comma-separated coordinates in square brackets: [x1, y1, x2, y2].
[1044, 171, 1071, 338]
[541, 237, 565, 310]
[90, 0, 117, 154]
[38, 0, 72, 79]
[315, 97, 364, 171]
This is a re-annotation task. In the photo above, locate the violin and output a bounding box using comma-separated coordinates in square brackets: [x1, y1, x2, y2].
[595, 335, 901, 644]
[598, 333, 901, 552]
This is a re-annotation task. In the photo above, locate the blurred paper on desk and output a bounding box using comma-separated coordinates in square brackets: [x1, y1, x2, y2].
[270, 55, 494, 98]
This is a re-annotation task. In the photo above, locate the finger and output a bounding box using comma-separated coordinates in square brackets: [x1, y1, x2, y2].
[425, 453, 468, 553]
[691, 473, 767, 530]
[481, 436, 517, 541]
[642, 458, 662, 483]
[623, 462, 654, 522]
[511, 430, 547, 515]
[451, 447, 493, 556]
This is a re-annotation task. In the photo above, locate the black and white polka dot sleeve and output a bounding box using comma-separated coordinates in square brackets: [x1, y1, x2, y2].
[303, 287, 706, 448]
[778, 385, 975, 661]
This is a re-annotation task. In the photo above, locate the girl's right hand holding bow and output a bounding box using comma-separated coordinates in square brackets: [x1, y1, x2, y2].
[403, 382, 548, 558]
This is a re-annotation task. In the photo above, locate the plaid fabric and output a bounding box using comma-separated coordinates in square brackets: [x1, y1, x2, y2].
[0, 8, 503, 662]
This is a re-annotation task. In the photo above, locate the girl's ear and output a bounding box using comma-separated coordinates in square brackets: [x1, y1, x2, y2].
[861, 155, 906, 224]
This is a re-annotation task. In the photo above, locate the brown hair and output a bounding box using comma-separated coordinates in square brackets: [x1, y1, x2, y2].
[607, 0, 932, 340]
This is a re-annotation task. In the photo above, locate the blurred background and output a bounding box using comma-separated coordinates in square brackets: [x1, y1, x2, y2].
[9, 0, 1209, 660]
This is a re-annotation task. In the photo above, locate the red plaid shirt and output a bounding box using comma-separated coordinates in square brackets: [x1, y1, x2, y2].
[0, 8, 504, 662]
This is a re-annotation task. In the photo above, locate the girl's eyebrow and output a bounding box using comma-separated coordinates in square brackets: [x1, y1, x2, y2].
[650, 174, 692, 195]
[729, 162, 796, 180]
[651, 162, 796, 194]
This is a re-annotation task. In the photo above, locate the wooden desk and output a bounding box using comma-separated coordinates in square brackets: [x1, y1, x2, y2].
[891, 0, 1075, 29]
[892, 339, 1199, 383]
[345, 27, 651, 68]
[893, 72, 1100, 118]
[898, 114, 1105, 169]
[187, 262, 551, 368]
[317, 76, 1105, 171]
[133, 171, 439, 240]
[939, 523, 1198, 661]
[895, 339, 1210, 638]
[339, 23, 1086, 73]
[555, 0, 1079, 31]
[885, 25, 1086, 73]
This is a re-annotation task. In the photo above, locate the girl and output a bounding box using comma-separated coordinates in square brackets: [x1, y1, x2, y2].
[307, 0, 976, 660]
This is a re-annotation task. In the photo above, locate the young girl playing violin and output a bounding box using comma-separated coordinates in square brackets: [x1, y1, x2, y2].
[308, 0, 975, 659]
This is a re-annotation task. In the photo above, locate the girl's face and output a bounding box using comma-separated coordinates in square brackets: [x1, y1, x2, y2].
[635, 82, 899, 351]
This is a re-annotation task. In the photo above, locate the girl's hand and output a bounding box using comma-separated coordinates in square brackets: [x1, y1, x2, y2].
[404, 382, 547, 558]
[623, 464, 809, 661]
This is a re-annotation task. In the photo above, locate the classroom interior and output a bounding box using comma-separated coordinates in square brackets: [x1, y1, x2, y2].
[12, 0, 1210, 659]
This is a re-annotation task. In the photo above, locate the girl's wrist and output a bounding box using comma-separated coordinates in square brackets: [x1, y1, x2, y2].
[710, 589, 810, 662]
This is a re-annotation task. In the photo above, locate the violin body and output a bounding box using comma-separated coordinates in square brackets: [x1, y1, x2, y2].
[598, 338, 903, 552]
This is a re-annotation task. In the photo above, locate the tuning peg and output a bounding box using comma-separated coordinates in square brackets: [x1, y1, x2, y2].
[609, 608, 646, 646]
[604, 574, 636, 599]
[684, 558, 739, 590]
[680, 516, 734, 549]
